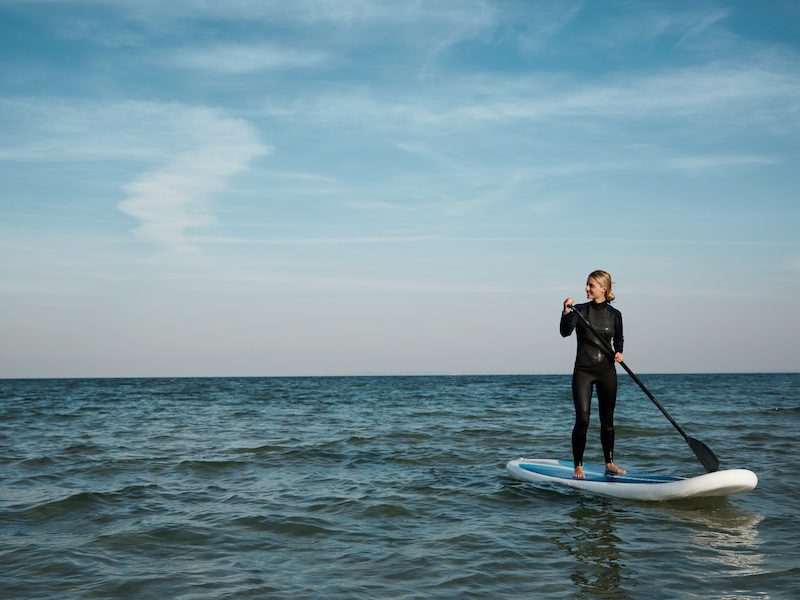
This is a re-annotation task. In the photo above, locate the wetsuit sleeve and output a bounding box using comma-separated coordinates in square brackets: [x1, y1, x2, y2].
[613, 310, 624, 354]
[560, 310, 576, 337]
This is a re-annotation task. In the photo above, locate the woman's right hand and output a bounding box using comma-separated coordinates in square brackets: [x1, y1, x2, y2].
[563, 297, 574, 315]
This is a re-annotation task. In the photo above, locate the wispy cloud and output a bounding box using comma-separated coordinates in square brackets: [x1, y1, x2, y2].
[196, 234, 442, 246]
[662, 155, 782, 170]
[263, 57, 800, 131]
[0, 98, 222, 161]
[7, 0, 498, 57]
[577, 5, 731, 53]
[157, 43, 329, 74]
[514, 1, 583, 52]
[118, 106, 268, 252]
[673, 8, 730, 49]
[0, 97, 269, 252]
[169, 269, 513, 295]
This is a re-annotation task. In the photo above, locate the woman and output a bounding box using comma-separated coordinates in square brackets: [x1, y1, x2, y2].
[560, 270, 625, 479]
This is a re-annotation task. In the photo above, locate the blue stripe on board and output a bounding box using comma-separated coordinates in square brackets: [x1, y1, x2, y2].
[519, 461, 684, 485]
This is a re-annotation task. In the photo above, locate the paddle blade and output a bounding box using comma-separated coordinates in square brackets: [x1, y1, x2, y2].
[688, 437, 720, 472]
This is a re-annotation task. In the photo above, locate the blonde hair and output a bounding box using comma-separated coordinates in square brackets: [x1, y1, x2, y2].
[588, 269, 616, 302]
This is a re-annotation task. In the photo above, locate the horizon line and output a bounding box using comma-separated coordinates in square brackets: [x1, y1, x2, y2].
[2, 370, 797, 382]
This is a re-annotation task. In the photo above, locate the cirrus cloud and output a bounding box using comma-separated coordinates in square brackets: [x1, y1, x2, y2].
[156, 43, 330, 74]
[0, 97, 271, 253]
[118, 105, 269, 252]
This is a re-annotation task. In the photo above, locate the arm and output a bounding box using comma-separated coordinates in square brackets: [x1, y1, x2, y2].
[613, 309, 624, 362]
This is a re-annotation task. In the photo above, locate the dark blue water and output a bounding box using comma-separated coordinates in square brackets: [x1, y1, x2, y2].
[1, 374, 798, 598]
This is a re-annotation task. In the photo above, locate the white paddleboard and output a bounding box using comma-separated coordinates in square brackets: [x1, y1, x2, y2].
[506, 458, 757, 501]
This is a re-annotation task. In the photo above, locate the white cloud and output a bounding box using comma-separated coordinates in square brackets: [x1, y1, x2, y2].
[0, 98, 269, 252]
[662, 155, 781, 170]
[158, 43, 329, 74]
[674, 8, 730, 49]
[6, 0, 498, 55]
[262, 58, 800, 131]
[0, 98, 218, 161]
[195, 234, 441, 246]
[578, 5, 731, 53]
[118, 106, 268, 252]
[515, 1, 583, 52]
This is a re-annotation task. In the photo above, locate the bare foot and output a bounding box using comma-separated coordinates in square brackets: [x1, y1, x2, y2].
[605, 463, 626, 476]
[573, 466, 585, 479]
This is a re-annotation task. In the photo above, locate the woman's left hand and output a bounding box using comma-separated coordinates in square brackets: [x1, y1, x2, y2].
[614, 352, 624, 363]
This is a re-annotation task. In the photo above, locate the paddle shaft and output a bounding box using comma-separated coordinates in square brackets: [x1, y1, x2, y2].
[568, 304, 720, 472]
[567, 306, 690, 441]
[617, 360, 691, 440]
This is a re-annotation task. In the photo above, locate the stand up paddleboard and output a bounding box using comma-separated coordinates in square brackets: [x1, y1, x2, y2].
[506, 459, 757, 501]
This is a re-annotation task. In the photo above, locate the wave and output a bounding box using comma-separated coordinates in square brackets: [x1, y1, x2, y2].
[231, 514, 341, 538]
[2, 485, 157, 523]
[62, 443, 104, 455]
[175, 459, 250, 473]
[18, 456, 58, 467]
[91, 523, 221, 552]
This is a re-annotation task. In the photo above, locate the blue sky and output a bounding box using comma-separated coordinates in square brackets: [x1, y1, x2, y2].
[1, 0, 798, 377]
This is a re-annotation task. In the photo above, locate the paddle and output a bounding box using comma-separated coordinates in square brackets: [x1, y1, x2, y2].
[568, 306, 720, 472]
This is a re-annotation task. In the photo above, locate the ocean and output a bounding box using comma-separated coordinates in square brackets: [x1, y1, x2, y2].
[1, 373, 798, 599]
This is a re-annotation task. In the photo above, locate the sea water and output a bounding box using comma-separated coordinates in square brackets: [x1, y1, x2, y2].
[1, 373, 798, 599]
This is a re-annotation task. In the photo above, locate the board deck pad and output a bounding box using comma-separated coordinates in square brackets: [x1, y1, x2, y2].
[506, 458, 757, 501]
[519, 460, 684, 484]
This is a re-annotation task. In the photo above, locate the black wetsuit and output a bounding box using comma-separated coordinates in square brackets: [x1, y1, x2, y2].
[560, 301, 624, 467]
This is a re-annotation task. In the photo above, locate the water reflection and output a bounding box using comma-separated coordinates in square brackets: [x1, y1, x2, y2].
[554, 497, 633, 599]
[656, 500, 766, 578]
[552, 496, 769, 598]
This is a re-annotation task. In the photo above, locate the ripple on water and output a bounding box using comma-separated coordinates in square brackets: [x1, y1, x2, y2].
[3, 485, 158, 524]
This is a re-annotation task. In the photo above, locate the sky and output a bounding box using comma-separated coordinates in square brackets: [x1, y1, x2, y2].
[1, 0, 798, 378]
